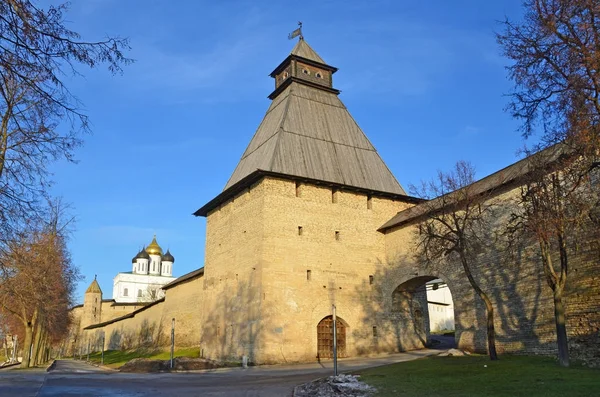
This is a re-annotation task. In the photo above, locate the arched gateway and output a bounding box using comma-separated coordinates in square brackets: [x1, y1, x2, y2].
[317, 316, 347, 359]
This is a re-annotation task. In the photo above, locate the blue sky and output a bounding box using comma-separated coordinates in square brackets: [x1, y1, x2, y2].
[47, 0, 527, 302]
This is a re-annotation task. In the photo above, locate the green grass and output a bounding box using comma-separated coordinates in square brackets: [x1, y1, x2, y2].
[358, 355, 600, 397]
[86, 347, 201, 369]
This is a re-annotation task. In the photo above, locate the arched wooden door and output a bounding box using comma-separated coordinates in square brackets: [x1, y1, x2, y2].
[317, 316, 347, 359]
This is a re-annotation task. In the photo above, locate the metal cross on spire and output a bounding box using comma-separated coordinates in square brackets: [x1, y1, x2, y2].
[288, 21, 303, 40]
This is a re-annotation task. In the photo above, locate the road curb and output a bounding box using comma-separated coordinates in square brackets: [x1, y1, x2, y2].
[86, 360, 119, 372]
[46, 360, 56, 372]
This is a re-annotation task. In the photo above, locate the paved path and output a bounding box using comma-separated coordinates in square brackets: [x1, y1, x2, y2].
[0, 348, 443, 396]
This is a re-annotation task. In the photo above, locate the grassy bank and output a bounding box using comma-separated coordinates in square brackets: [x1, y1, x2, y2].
[86, 347, 201, 369]
[358, 355, 599, 397]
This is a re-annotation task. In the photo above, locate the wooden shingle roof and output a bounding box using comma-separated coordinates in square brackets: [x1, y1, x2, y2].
[224, 82, 406, 195]
[290, 38, 326, 64]
[85, 279, 102, 294]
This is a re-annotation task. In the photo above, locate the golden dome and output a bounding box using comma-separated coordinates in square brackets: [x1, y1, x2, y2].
[146, 235, 163, 256]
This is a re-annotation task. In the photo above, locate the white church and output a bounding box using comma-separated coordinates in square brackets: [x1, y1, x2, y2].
[112, 236, 176, 303]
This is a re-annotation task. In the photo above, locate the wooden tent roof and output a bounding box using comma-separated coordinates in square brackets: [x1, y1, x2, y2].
[290, 38, 326, 64]
[85, 279, 102, 294]
[223, 77, 406, 195]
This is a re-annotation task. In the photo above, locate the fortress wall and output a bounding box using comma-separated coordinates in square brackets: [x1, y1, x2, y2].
[384, 187, 600, 359]
[80, 273, 205, 353]
[82, 299, 167, 352]
[161, 275, 204, 348]
[258, 176, 414, 363]
[100, 302, 143, 323]
[199, 180, 266, 363]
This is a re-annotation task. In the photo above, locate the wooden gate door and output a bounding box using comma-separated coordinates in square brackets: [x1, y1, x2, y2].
[317, 316, 347, 359]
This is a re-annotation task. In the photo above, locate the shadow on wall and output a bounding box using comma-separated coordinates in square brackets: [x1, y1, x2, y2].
[352, 254, 442, 356]
[199, 274, 265, 364]
[105, 318, 166, 351]
[481, 201, 600, 358]
[371, 203, 574, 358]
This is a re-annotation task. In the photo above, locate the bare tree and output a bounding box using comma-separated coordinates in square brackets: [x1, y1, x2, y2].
[411, 161, 499, 360]
[0, 200, 79, 367]
[0, 0, 131, 235]
[507, 147, 598, 367]
[497, 0, 600, 154]
[498, 1, 600, 366]
[137, 285, 164, 303]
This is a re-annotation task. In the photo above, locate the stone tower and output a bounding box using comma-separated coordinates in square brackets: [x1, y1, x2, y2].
[194, 37, 419, 363]
[81, 277, 102, 329]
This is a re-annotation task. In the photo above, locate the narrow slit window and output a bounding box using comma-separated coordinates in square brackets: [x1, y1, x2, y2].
[295, 181, 301, 197]
[373, 326, 378, 337]
[369, 275, 374, 285]
[335, 231, 340, 240]
[367, 195, 373, 210]
[298, 226, 303, 236]
[307, 270, 311, 281]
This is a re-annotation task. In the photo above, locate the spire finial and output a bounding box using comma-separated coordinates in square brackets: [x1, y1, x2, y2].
[94, 274, 97, 280]
[288, 22, 303, 41]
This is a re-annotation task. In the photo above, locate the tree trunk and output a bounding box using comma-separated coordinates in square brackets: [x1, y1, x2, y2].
[31, 320, 43, 366]
[554, 286, 570, 367]
[3, 337, 8, 362]
[540, 233, 571, 367]
[36, 330, 48, 366]
[482, 293, 498, 361]
[40, 336, 49, 364]
[459, 251, 498, 360]
[20, 321, 34, 368]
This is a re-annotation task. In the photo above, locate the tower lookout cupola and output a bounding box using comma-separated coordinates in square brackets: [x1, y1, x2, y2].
[269, 38, 339, 100]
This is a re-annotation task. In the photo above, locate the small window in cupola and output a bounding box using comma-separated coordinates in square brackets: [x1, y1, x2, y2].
[302, 68, 310, 75]
[315, 71, 323, 79]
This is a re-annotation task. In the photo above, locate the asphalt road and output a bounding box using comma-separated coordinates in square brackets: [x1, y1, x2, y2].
[0, 348, 443, 396]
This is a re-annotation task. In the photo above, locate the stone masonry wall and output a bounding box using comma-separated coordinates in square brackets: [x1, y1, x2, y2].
[384, 187, 600, 360]
[160, 276, 204, 348]
[199, 180, 266, 363]
[100, 302, 142, 323]
[258, 177, 414, 363]
[79, 276, 205, 353]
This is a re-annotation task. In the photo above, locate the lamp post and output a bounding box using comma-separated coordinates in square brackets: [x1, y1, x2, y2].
[101, 333, 105, 365]
[170, 318, 175, 369]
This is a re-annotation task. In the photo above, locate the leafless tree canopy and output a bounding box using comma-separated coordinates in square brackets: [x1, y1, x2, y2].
[0, 200, 80, 367]
[411, 161, 499, 360]
[0, 1, 130, 365]
[0, 0, 131, 234]
[498, 0, 600, 150]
